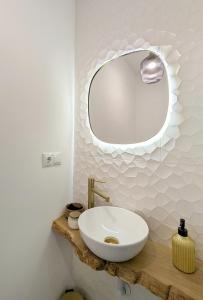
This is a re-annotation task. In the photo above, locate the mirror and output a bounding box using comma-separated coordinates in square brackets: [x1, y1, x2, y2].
[88, 50, 169, 145]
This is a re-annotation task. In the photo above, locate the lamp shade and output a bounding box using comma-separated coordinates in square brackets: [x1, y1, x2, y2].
[140, 53, 164, 84]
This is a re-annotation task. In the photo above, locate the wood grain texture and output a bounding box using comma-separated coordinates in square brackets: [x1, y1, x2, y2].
[52, 215, 203, 300]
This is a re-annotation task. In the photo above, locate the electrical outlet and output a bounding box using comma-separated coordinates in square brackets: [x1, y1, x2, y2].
[53, 152, 62, 166]
[42, 152, 62, 168]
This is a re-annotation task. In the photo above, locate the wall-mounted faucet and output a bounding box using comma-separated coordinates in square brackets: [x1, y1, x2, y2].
[88, 177, 110, 209]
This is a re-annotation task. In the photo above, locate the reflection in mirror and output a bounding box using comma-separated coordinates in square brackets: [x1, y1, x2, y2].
[88, 50, 169, 145]
[140, 53, 164, 84]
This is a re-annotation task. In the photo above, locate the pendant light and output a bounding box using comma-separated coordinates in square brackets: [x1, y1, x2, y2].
[140, 53, 164, 84]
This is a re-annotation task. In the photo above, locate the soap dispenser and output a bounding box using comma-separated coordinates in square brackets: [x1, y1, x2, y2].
[172, 219, 196, 273]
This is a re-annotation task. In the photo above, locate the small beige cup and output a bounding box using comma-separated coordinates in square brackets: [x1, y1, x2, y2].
[68, 211, 81, 230]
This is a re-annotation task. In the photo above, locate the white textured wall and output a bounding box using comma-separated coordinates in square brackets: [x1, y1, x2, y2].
[74, 0, 203, 272]
[0, 1, 75, 300]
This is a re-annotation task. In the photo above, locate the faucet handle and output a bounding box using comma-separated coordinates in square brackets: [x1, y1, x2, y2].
[95, 179, 106, 184]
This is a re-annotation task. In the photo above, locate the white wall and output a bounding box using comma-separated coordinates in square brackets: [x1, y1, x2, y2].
[74, 0, 203, 299]
[0, 1, 75, 300]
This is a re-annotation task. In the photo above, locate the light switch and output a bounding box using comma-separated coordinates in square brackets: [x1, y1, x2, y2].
[42, 152, 62, 168]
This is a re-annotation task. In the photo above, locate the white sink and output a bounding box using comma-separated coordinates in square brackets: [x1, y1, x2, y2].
[78, 206, 149, 262]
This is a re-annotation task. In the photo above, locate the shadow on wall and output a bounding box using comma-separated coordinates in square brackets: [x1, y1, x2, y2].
[22, 233, 74, 299]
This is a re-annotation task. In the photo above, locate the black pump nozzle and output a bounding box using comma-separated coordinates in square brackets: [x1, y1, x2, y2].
[178, 218, 188, 237]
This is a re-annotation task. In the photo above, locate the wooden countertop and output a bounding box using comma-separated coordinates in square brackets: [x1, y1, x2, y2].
[52, 215, 203, 300]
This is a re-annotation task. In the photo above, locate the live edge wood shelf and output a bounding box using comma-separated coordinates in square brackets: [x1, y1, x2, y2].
[52, 215, 203, 300]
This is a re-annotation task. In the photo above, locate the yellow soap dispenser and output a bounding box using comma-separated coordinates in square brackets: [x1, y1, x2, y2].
[172, 219, 196, 273]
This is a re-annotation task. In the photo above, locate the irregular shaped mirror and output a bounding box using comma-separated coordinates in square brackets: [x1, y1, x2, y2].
[88, 50, 169, 145]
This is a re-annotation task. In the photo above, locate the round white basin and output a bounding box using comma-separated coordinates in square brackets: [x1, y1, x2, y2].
[78, 206, 149, 262]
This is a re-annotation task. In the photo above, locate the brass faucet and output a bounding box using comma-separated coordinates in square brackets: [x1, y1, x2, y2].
[88, 177, 110, 209]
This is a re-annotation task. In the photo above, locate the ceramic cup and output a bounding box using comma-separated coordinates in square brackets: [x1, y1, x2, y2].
[64, 202, 84, 219]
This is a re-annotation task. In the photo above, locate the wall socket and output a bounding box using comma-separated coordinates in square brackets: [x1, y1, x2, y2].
[42, 152, 62, 168]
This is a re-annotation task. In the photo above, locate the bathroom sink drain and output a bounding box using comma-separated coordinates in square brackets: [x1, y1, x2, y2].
[104, 236, 119, 244]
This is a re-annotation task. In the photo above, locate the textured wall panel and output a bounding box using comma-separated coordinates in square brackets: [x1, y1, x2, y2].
[75, 0, 203, 260]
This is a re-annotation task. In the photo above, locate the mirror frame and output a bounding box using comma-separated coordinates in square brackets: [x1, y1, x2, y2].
[79, 40, 181, 157]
